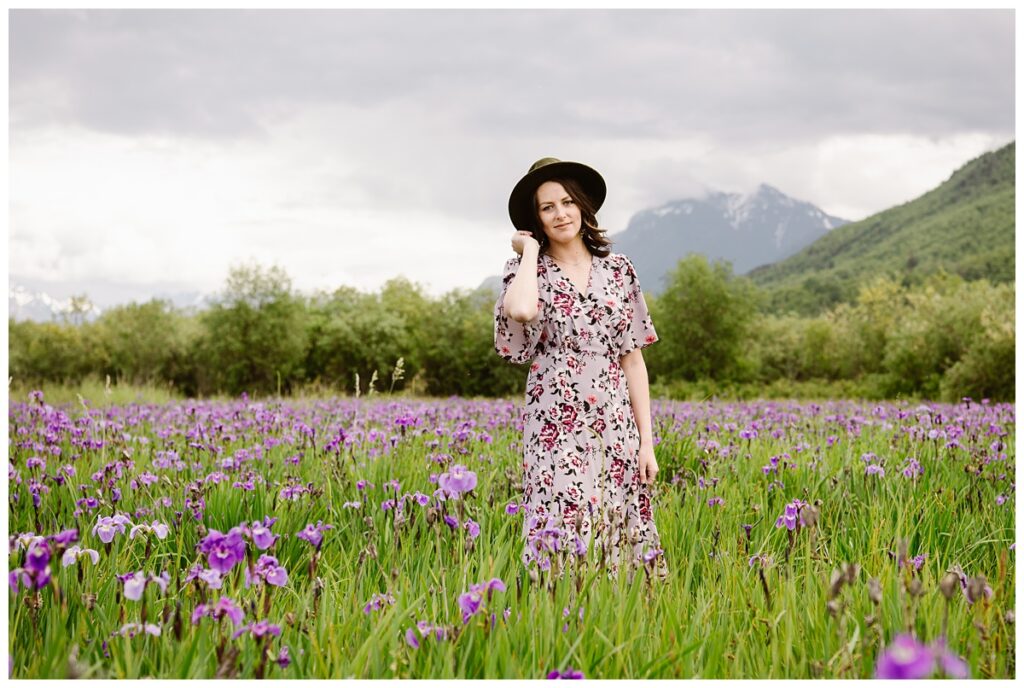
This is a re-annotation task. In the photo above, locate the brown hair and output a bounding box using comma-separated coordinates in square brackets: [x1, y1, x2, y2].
[530, 176, 612, 258]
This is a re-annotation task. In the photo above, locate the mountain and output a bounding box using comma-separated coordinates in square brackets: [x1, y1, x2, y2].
[478, 183, 848, 296]
[8, 279, 209, 323]
[748, 141, 1015, 314]
[8, 284, 103, 323]
[608, 183, 849, 293]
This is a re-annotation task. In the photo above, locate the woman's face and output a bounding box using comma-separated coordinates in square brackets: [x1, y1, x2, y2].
[534, 181, 582, 245]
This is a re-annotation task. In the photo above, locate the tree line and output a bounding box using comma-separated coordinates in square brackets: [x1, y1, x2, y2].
[8, 257, 1014, 401]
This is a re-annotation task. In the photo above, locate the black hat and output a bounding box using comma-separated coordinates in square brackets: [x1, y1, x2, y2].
[507, 157, 606, 233]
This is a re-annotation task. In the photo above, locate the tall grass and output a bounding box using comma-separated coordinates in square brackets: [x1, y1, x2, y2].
[7, 395, 1014, 678]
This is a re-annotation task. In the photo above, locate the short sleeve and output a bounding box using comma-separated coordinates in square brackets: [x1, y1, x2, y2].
[618, 256, 659, 357]
[494, 256, 544, 364]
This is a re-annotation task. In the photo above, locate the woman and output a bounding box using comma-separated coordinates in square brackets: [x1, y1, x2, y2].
[494, 157, 668, 581]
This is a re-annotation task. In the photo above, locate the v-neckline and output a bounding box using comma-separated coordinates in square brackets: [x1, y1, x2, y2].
[546, 253, 595, 300]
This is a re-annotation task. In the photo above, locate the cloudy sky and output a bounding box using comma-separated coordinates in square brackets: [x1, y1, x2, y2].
[9, 8, 1015, 305]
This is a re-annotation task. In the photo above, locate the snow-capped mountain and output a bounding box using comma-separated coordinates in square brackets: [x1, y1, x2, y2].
[609, 183, 849, 293]
[8, 281, 210, 323]
[8, 284, 103, 323]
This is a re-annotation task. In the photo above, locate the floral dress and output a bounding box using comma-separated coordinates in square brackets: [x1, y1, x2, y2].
[494, 251, 668, 579]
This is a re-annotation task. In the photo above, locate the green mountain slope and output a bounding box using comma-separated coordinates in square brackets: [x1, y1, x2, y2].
[748, 141, 1015, 315]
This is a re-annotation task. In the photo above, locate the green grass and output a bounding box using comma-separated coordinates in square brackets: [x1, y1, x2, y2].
[7, 394, 1015, 679]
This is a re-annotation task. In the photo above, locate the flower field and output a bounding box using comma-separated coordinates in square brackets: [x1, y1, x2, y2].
[7, 392, 1016, 679]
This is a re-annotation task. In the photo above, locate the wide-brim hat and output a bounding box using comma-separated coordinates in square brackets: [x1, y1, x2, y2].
[507, 157, 606, 233]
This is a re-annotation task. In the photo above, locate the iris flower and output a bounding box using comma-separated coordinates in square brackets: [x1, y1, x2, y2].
[438, 465, 477, 499]
[61, 546, 100, 567]
[296, 521, 334, 550]
[122, 571, 169, 601]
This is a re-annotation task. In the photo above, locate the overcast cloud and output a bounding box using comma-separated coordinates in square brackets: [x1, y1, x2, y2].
[9, 8, 1015, 303]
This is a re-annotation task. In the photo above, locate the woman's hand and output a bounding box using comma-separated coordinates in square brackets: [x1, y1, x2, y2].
[638, 444, 659, 485]
[511, 231, 540, 256]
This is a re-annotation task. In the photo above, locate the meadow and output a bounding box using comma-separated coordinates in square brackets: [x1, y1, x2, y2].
[7, 390, 1015, 679]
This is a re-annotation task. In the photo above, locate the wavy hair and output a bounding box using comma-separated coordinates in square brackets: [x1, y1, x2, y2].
[529, 176, 612, 258]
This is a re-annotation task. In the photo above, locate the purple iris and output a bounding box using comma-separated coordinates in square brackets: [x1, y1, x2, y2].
[128, 521, 170, 540]
[122, 571, 169, 601]
[296, 521, 334, 550]
[438, 465, 477, 499]
[92, 514, 131, 544]
[8, 566, 51, 593]
[547, 668, 585, 679]
[245, 516, 279, 550]
[184, 563, 225, 589]
[405, 621, 447, 649]
[61, 546, 100, 567]
[362, 592, 396, 614]
[198, 528, 247, 573]
[774, 499, 807, 531]
[458, 590, 483, 622]
[192, 596, 245, 627]
[458, 578, 506, 624]
[465, 520, 480, 540]
[245, 554, 288, 588]
[231, 619, 282, 640]
[48, 528, 79, 547]
[275, 646, 291, 669]
[25, 540, 51, 574]
[114, 622, 162, 638]
[932, 637, 969, 679]
[875, 634, 934, 679]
